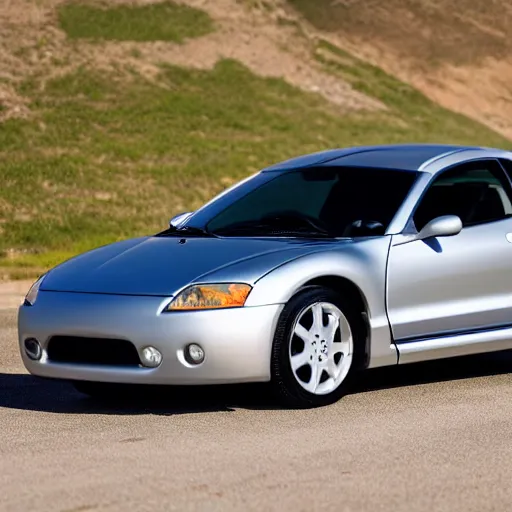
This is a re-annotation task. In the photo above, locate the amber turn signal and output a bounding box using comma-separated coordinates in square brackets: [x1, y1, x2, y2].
[166, 283, 252, 311]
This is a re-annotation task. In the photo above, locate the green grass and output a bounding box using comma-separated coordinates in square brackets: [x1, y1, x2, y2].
[0, 54, 510, 278]
[57, 1, 214, 43]
[314, 39, 499, 138]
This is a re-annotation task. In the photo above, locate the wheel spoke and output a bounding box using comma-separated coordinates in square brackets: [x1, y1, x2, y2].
[323, 314, 340, 343]
[311, 304, 324, 333]
[294, 323, 310, 343]
[290, 350, 310, 371]
[328, 320, 351, 356]
[329, 340, 344, 355]
[337, 338, 352, 355]
[304, 362, 322, 393]
[327, 358, 340, 380]
[339, 315, 352, 344]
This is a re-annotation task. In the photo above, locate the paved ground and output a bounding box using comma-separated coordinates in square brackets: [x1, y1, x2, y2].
[2, 304, 512, 512]
[0, 280, 33, 309]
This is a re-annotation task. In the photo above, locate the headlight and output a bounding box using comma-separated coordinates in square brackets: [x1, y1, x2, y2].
[24, 274, 46, 306]
[166, 283, 252, 311]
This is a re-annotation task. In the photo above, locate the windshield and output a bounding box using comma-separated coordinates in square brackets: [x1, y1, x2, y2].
[202, 167, 418, 238]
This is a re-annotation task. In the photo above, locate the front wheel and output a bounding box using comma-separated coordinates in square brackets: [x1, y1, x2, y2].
[271, 286, 360, 408]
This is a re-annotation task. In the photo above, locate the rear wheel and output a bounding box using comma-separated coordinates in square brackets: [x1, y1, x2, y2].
[271, 286, 361, 408]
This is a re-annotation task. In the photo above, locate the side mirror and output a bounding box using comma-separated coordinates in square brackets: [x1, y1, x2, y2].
[169, 211, 193, 227]
[395, 215, 463, 246]
[416, 215, 462, 241]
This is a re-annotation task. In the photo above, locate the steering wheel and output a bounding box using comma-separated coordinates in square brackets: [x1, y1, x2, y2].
[343, 219, 385, 237]
[260, 211, 331, 234]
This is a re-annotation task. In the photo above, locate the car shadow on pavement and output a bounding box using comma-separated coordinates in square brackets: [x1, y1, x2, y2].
[354, 349, 512, 394]
[0, 373, 278, 415]
[1, 350, 511, 414]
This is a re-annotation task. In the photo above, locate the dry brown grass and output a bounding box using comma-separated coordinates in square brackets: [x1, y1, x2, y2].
[286, 0, 512, 140]
[287, 0, 512, 66]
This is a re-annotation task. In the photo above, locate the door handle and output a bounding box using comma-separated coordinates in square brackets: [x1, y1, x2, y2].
[506, 233, 512, 243]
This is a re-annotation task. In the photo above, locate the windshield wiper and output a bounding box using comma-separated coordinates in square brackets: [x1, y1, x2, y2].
[212, 219, 332, 238]
[156, 225, 217, 238]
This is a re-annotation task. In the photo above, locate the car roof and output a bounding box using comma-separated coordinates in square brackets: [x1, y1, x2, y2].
[262, 143, 502, 174]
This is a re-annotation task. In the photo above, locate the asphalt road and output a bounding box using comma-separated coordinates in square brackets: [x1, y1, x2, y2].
[2, 307, 512, 512]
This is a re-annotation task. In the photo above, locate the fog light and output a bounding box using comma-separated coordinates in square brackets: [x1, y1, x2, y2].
[24, 338, 42, 361]
[185, 343, 205, 365]
[140, 346, 162, 368]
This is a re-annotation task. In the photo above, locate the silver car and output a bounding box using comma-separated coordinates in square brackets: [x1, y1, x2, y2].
[18, 144, 512, 407]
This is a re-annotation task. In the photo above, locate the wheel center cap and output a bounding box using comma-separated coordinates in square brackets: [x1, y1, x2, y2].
[312, 339, 329, 362]
[317, 340, 328, 361]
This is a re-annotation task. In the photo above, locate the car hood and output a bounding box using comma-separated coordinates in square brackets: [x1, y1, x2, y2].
[41, 235, 344, 296]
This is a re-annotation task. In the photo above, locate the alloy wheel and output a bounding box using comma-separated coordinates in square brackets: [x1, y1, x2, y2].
[288, 302, 353, 395]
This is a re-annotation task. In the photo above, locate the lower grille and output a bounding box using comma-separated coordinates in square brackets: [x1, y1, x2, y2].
[47, 336, 141, 367]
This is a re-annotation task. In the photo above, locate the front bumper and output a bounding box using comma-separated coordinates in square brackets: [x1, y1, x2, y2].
[18, 291, 283, 385]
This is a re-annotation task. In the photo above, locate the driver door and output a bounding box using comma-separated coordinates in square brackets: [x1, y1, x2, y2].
[386, 159, 512, 356]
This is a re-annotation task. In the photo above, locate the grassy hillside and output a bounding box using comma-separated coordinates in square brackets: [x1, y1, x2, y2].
[1, 0, 511, 279]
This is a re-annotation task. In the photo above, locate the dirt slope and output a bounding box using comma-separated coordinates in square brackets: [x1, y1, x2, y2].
[286, 0, 512, 139]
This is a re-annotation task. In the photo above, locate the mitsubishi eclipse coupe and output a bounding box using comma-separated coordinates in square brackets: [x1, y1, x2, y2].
[18, 144, 512, 407]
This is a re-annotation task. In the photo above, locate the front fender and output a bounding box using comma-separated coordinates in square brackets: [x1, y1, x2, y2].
[245, 236, 397, 368]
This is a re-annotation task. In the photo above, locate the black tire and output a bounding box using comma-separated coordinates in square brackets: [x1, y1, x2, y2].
[271, 286, 363, 408]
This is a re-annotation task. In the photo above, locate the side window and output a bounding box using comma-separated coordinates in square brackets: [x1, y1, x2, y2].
[413, 160, 512, 231]
[499, 158, 512, 183]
